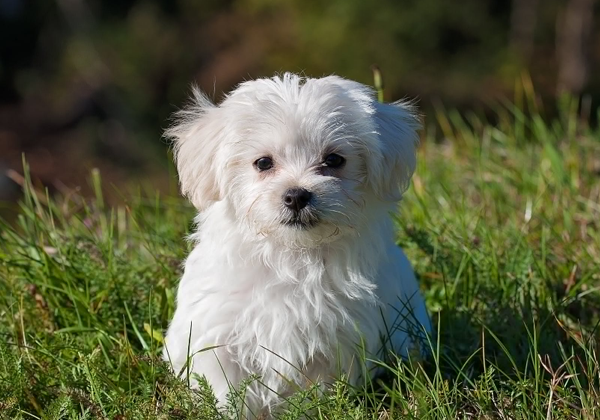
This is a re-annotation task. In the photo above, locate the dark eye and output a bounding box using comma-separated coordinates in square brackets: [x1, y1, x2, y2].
[254, 157, 274, 171]
[323, 153, 345, 168]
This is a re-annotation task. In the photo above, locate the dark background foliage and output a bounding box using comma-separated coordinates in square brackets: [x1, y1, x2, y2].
[0, 0, 597, 207]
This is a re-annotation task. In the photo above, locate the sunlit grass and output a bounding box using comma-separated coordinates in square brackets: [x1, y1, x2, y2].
[1, 85, 599, 418]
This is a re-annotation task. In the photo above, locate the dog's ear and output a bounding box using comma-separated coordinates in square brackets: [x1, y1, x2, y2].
[368, 100, 420, 202]
[165, 87, 225, 210]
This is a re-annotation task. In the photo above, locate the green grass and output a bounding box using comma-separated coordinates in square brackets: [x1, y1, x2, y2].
[1, 90, 600, 419]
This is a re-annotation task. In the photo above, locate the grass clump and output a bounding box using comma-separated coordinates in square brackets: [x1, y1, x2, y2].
[1, 89, 599, 419]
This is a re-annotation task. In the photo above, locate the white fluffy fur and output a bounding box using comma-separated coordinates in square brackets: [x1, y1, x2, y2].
[163, 73, 431, 418]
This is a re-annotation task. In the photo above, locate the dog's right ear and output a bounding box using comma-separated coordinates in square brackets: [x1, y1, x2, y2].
[165, 87, 225, 211]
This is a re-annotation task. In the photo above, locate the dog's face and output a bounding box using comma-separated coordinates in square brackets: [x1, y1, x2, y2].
[167, 74, 420, 248]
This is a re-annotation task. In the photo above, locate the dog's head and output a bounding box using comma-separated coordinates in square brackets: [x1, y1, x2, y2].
[166, 73, 420, 248]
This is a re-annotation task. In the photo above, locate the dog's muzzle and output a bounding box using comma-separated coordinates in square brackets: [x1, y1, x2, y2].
[282, 187, 319, 228]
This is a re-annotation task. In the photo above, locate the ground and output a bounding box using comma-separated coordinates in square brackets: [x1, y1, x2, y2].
[1, 89, 599, 419]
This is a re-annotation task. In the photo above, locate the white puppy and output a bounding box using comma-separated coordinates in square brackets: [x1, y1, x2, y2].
[163, 73, 431, 418]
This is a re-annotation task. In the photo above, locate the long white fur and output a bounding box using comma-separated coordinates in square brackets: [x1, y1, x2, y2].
[163, 73, 431, 418]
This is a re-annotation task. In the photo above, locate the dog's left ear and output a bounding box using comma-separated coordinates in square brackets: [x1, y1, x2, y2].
[368, 100, 421, 202]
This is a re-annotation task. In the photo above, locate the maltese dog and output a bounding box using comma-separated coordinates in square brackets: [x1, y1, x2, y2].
[163, 73, 431, 417]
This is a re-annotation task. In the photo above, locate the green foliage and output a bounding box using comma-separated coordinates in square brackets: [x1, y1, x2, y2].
[240, 0, 515, 99]
[1, 93, 600, 418]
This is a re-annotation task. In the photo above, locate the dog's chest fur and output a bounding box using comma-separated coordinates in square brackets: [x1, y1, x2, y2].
[232, 254, 380, 378]
[176, 206, 387, 385]
[190, 245, 380, 374]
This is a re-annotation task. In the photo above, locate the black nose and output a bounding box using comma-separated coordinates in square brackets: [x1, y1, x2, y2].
[283, 188, 312, 212]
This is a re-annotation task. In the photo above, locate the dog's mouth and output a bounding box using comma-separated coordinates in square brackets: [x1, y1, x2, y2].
[282, 212, 320, 229]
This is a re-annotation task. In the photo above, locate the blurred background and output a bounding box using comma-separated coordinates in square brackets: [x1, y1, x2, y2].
[0, 0, 598, 212]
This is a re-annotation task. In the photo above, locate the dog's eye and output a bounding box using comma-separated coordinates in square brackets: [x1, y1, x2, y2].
[323, 153, 345, 168]
[254, 157, 274, 171]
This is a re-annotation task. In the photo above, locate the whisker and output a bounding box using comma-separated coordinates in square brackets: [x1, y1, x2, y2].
[326, 226, 341, 238]
[245, 194, 262, 220]
[342, 190, 364, 208]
